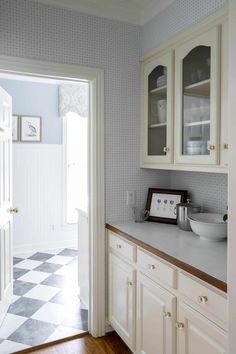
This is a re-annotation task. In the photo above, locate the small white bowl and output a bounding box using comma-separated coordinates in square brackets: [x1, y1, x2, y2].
[188, 213, 227, 241]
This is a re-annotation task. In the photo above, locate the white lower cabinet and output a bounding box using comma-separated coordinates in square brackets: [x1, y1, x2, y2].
[136, 272, 176, 354]
[108, 253, 136, 351]
[108, 231, 228, 354]
[177, 301, 227, 354]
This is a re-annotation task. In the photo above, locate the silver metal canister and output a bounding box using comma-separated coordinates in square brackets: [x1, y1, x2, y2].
[176, 199, 201, 231]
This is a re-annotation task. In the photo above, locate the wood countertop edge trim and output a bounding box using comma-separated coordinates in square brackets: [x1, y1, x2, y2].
[106, 223, 227, 293]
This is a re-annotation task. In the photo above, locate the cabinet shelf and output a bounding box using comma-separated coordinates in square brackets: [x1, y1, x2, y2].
[184, 120, 210, 127]
[149, 85, 167, 95]
[184, 79, 210, 97]
[149, 122, 167, 128]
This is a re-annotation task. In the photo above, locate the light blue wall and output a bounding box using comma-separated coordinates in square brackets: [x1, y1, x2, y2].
[141, 0, 228, 56]
[0, 78, 61, 144]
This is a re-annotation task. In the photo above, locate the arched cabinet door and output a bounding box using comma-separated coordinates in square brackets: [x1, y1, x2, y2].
[141, 51, 174, 166]
[175, 26, 220, 165]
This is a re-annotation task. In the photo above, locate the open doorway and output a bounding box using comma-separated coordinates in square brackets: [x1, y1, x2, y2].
[0, 73, 90, 352]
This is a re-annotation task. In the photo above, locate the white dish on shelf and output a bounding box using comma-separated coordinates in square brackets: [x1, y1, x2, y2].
[188, 213, 227, 241]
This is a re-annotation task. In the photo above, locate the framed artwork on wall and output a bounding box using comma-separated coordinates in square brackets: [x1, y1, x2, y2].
[20, 115, 41, 142]
[146, 188, 188, 224]
[12, 115, 19, 142]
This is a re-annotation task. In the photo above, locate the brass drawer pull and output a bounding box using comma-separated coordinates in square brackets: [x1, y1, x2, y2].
[116, 244, 122, 249]
[198, 295, 208, 304]
[148, 264, 157, 270]
[163, 311, 171, 319]
[223, 143, 228, 150]
[176, 322, 184, 329]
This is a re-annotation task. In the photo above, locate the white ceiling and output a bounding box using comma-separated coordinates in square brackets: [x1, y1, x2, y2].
[29, 0, 175, 25]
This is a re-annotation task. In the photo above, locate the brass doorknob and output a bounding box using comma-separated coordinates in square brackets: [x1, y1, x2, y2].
[9, 207, 19, 214]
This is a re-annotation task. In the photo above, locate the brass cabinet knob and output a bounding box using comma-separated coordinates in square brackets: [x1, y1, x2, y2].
[207, 144, 216, 151]
[9, 207, 19, 214]
[176, 322, 184, 329]
[163, 147, 170, 153]
[198, 295, 208, 304]
[163, 311, 171, 319]
[128, 281, 133, 286]
[116, 244, 122, 249]
[148, 264, 157, 270]
[223, 143, 229, 150]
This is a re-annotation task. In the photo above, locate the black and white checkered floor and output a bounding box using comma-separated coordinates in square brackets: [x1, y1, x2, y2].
[0, 248, 88, 354]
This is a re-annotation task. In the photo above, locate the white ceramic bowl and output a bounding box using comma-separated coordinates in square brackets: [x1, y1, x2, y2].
[188, 213, 227, 241]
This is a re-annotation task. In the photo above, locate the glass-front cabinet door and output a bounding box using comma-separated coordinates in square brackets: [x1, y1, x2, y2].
[141, 52, 173, 165]
[175, 27, 220, 165]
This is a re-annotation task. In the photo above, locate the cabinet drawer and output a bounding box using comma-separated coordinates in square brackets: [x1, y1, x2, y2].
[178, 272, 227, 327]
[109, 232, 136, 263]
[137, 249, 176, 288]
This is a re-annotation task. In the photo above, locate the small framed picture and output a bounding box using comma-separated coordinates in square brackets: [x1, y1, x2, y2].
[20, 116, 41, 142]
[146, 188, 188, 224]
[12, 115, 19, 142]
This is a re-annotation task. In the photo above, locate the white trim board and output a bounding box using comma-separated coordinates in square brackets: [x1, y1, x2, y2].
[0, 55, 105, 337]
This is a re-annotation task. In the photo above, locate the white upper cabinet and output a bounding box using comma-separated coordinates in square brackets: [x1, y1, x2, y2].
[140, 14, 228, 172]
[141, 51, 174, 165]
[175, 27, 220, 165]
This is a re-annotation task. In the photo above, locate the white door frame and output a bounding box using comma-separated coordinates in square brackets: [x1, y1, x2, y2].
[0, 55, 106, 337]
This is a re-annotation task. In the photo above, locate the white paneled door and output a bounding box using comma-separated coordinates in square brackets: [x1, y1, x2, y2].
[0, 87, 13, 325]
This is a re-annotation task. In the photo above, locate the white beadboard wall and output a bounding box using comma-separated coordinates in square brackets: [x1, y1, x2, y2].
[12, 144, 77, 255]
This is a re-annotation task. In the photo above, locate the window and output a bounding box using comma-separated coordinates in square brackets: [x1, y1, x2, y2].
[64, 112, 88, 224]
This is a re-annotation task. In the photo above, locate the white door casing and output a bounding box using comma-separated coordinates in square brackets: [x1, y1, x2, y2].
[0, 87, 13, 325]
[0, 55, 105, 336]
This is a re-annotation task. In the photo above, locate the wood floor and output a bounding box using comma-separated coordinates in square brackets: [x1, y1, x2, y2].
[17, 333, 132, 354]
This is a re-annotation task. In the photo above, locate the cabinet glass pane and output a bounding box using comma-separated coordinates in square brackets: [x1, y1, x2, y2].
[148, 65, 167, 156]
[182, 46, 211, 156]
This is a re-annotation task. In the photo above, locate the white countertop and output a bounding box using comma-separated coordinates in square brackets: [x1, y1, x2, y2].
[109, 220, 227, 283]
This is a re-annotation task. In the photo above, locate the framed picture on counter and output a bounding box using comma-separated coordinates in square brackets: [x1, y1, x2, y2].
[146, 188, 188, 224]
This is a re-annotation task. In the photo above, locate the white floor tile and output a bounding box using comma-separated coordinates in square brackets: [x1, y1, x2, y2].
[16, 259, 42, 270]
[54, 266, 70, 276]
[0, 340, 30, 354]
[0, 314, 27, 339]
[18, 271, 49, 284]
[31, 302, 66, 325]
[24, 284, 60, 301]
[45, 325, 83, 342]
[46, 255, 72, 265]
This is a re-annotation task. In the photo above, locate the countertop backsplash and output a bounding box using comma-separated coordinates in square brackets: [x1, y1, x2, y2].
[170, 170, 228, 214]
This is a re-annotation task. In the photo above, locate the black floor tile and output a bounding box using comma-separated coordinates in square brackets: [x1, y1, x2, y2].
[59, 249, 78, 257]
[41, 274, 66, 288]
[13, 257, 24, 265]
[8, 318, 57, 347]
[28, 252, 54, 262]
[34, 262, 62, 273]
[13, 280, 36, 296]
[13, 268, 29, 280]
[8, 297, 45, 317]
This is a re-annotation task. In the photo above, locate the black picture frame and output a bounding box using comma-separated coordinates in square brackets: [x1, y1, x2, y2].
[146, 188, 188, 224]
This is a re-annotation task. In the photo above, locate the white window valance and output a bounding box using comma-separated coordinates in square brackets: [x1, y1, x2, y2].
[59, 83, 89, 118]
